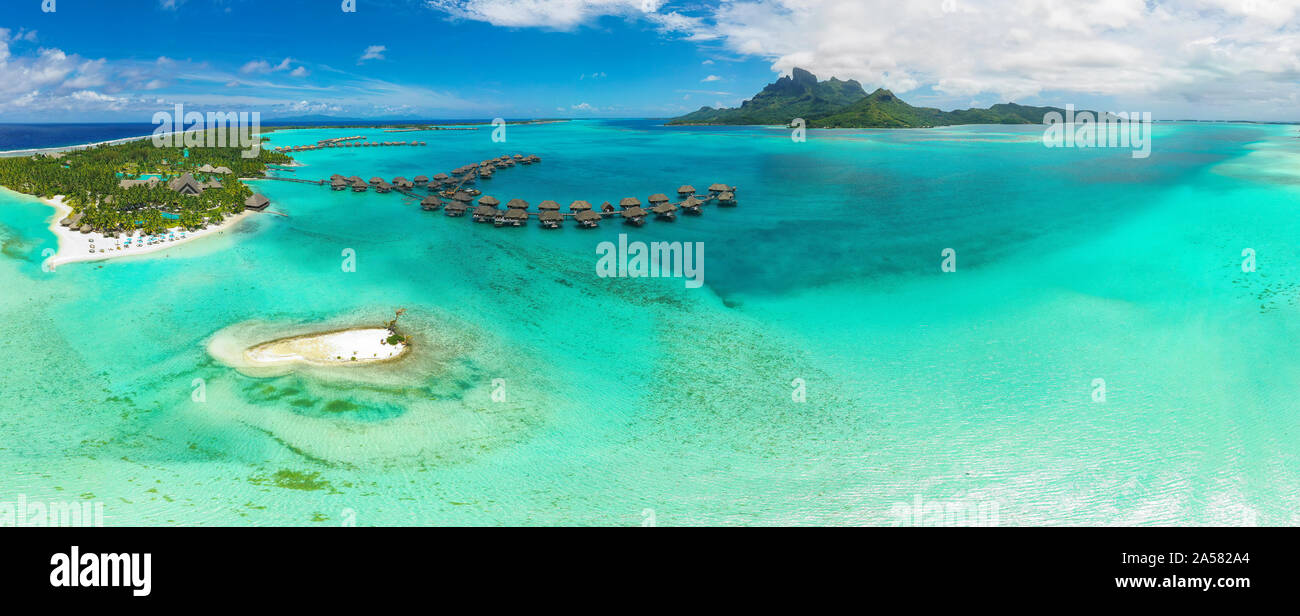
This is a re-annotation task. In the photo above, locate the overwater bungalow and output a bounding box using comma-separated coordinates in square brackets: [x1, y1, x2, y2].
[502, 209, 528, 227]
[507, 198, 529, 211]
[375, 181, 393, 193]
[351, 180, 368, 192]
[369, 176, 384, 186]
[527, 155, 541, 163]
[433, 173, 450, 184]
[330, 174, 345, 181]
[677, 185, 696, 198]
[650, 202, 678, 221]
[708, 183, 729, 197]
[601, 201, 616, 214]
[479, 168, 494, 179]
[478, 196, 501, 208]
[393, 177, 414, 190]
[575, 210, 601, 229]
[472, 204, 499, 223]
[421, 196, 443, 211]
[331, 178, 348, 191]
[538, 210, 563, 229]
[513, 154, 524, 160]
[445, 201, 467, 217]
[619, 197, 641, 210]
[413, 175, 429, 187]
[680, 196, 703, 215]
[621, 206, 648, 226]
[348, 175, 365, 184]
[717, 191, 737, 206]
[569, 200, 593, 212]
[538, 200, 561, 212]
[648, 194, 670, 206]
[244, 193, 271, 211]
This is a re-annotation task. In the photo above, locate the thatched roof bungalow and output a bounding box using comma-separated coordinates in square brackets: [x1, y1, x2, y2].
[421, 196, 443, 211]
[507, 198, 529, 210]
[413, 175, 429, 186]
[244, 193, 271, 211]
[619, 197, 641, 209]
[648, 194, 670, 204]
[478, 195, 501, 208]
[575, 210, 601, 228]
[538, 200, 561, 211]
[569, 200, 593, 212]
[538, 210, 562, 229]
[472, 204, 499, 223]
[651, 202, 677, 220]
[445, 201, 467, 216]
[677, 185, 696, 197]
[621, 206, 648, 226]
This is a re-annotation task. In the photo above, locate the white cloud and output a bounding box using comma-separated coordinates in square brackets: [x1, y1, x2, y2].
[701, 74, 721, 82]
[358, 45, 387, 63]
[701, 59, 714, 65]
[290, 66, 309, 77]
[240, 57, 298, 74]
[701, 0, 1300, 116]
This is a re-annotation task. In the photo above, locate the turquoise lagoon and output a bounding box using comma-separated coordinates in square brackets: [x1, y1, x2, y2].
[2, 120, 1299, 526]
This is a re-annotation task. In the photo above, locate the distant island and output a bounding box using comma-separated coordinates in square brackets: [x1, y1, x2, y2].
[667, 67, 1069, 129]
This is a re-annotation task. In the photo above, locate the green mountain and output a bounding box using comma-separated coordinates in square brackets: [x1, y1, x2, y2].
[667, 68, 1069, 128]
[668, 67, 867, 126]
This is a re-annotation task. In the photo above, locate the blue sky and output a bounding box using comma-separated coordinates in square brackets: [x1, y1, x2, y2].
[3, 0, 1300, 122]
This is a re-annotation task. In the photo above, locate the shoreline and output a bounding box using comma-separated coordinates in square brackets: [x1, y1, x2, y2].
[32, 192, 255, 268]
[243, 327, 409, 367]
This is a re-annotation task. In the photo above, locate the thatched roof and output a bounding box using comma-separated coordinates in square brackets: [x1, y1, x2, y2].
[575, 210, 601, 222]
[478, 195, 501, 207]
[504, 209, 528, 220]
[621, 206, 647, 218]
[331, 178, 347, 186]
[433, 173, 450, 180]
[212, 166, 232, 174]
[370, 177, 384, 184]
[648, 194, 669, 203]
[619, 197, 641, 208]
[473, 204, 499, 217]
[600, 201, 615, 212]
[539, 211, 563, 222]
[445, 201, 466, 211]
[538, 200, 560, 211]
[348, 176, 364, 183]
[421, 196, 442, 206]
[681, 197, 703, 207]
[414, 175, 429, 182]
[197, 164, 216, 173]
[677, 185, 695, 194]
[708, 183, 729, 192]
[569, 200, 593, 211]
[718, 191, 735, 201]
[453, 191, 473, 202]
[330, 174, 345, 180]
[651, 203, 677, 214]
[244, 193, 270, 209]
[506, 198, 529, 210]
[168, 173, 204, 195]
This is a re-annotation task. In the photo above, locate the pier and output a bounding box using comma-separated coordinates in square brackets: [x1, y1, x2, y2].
[265, 152, 737, 229]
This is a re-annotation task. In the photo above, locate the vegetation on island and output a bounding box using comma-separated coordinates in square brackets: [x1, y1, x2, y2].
[383, 308, 408, 346]
[0, 129, 292, 235]
[667, 67, 1072, 129]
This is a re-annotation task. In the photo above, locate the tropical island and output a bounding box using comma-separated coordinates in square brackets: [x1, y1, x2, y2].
[242, 310, 410, 367]
[667, 67, 1070, 128]
[0, 129, 293, 265]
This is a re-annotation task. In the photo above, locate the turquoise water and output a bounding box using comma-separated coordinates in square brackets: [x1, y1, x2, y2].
[2, 120, 1299, 526]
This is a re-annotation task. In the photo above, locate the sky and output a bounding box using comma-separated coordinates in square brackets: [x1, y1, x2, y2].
[1, 0, 1299, 122]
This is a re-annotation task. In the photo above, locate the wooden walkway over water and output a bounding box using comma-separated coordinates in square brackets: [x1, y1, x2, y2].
[261, 153, 737, 228]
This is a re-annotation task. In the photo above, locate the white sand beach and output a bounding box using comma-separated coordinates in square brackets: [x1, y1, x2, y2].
[244, 328, 409, 366]
[42, 195, 254, 269]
